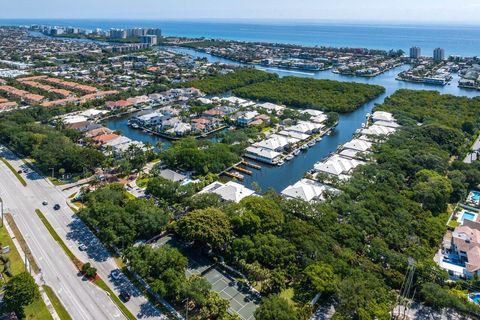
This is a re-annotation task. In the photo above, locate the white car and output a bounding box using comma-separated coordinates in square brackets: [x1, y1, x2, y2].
[111, 270, 122, 280]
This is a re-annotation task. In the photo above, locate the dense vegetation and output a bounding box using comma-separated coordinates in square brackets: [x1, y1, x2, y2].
[160, 138, 241, 175]
[0, 107, 105, 177]
[184, 68, 277, 94]
[70, 89, 480, 318]
[78, 184, 171, 248]
[233, 76, 385, 112]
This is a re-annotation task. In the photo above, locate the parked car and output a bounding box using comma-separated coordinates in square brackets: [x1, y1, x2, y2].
[119, 290, 131, 302]
[111, 270, 122, 280]
[78, 244, 88, 251]
[53, 204, 60, 210]
[42, 201, 48, 206]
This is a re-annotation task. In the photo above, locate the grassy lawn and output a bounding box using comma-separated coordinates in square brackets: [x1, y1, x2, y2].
[0, 225, 52, 319]
[48, 177, 65, 186]
[43, 285, 72, 320]
[136, 177, 150, 188]
[0, 157, 27, 186]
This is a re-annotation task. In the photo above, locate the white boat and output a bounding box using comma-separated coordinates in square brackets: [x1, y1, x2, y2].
[308, 141, 316, 147]
[285, 155, 294, 161]
[277, 159, 285, 166]
[301, 145, 309, 151]
[293, 149, 301, 156]
[315, 136, 322, 142]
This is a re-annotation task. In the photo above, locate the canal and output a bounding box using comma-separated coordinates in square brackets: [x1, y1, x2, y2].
[105, 47, 480, 192]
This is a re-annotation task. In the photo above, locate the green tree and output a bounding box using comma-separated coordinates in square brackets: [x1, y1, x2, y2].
[303, 262, 337, 295]
[254, 295, 297, 320]
[176, 208, 232, 251]
[413, 169, 453, 214]
[2, 272, 39, 316]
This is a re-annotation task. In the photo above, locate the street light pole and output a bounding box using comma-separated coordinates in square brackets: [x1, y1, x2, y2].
[0, 196, 3, 228]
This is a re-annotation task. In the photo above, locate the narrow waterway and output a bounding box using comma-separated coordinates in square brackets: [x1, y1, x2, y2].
[106, 47, 480, 192]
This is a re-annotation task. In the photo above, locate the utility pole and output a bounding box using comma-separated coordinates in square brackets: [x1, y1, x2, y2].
[0, 196, 3, 228]
[50, 167, 55, 179]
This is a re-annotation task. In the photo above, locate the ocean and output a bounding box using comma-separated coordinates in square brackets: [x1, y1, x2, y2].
[1, 19, 479, 57]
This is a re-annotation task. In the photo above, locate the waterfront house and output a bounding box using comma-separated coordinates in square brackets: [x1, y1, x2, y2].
[372, 111, 395, 123]
[342, 138, 373, 152]
[360, 124, 396, 137]
[284, 121, 323, 135]
[131, 112, 165, 127]
[93, 133, 120, 145]
[244, 146, 283, 165]
[314, 154, 366, 180]
[200, 181, 255, 203]
[253, 134, 299, 152]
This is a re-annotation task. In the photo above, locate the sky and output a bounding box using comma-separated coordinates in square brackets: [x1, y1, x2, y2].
[2, 0, 480, 25]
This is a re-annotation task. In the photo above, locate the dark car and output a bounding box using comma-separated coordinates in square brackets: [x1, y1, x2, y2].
[119, 290, 131, 302]
[53, 204, 61, 210]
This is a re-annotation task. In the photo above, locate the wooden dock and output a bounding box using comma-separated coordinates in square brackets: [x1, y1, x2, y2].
[233, 166, 252, 175]
[223, 171, 244, 180]
[241, 160, 261, 170]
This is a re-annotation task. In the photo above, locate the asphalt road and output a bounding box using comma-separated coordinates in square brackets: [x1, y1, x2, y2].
[0, 147, 166, 320]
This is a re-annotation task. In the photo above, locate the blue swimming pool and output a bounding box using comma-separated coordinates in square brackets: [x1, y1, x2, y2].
[471, 293, 480, 304]
[463, 212, 477, 221]
[471, 191, 480, 203]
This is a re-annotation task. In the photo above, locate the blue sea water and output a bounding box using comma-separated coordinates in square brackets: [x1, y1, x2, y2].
[1, 19, 480, 57]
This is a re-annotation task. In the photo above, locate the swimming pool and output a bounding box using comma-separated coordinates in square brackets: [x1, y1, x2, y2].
[463, 211, 477, 221]
[470, 191, 480, 204]
[470, 293, 480, 304]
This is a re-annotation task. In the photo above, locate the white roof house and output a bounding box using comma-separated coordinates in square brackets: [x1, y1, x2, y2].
[302, 109, 325, 117]
[158, 169, 187, 183]
[314, 154, 366, 178]
[342, 139, 373, 152]
[245, 146, 282, 164]
[277, 130, 310, 141]
[360, 125, 396, 136]
[374, 120, 401, 128]
[285, 121, 324, 134]
[104, 136, 132, 148]
[200, 181, 255, 203]
[253, 134, 299, 152]
[80, 109, 108, 119]
[372, 111, 395, 123]
[257, 102, 285, 113]
[339, 148, 367, 160]
[281, 179, 340, 202]
[63, 115, 88, 124]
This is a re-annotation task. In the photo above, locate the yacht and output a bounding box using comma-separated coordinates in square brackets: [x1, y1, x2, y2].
[285, 154, 294, 161]
[277, 159, 285, 166]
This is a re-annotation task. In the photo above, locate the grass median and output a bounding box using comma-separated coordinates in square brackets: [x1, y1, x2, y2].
[0, 157, 27, 186]
[43, 285, 72, 320]
[0, 218, 52, 319]
[34, 209, 137, 320]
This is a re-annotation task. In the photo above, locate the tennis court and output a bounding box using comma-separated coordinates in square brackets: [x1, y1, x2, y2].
[153, 235, 259, 319]
[203, 268, 259, 320]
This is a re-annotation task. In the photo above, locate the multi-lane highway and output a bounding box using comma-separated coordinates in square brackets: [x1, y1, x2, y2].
[0, 147, 166, 320]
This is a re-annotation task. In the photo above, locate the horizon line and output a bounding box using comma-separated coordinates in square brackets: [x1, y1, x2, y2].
[1, 17, 480, 27]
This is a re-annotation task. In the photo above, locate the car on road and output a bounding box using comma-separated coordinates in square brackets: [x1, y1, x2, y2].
[119, 290, 131, 302]
[42, 201, 48, 206]
[78, 244, 88, 251]
[53, 204, 60, 210]
[111, 269, 122, 280]
[17, 170, 22, 174]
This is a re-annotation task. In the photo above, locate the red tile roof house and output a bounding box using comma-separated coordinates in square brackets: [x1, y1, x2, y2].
[92, 133, 120, 145]
[106, 100, 133, 110]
